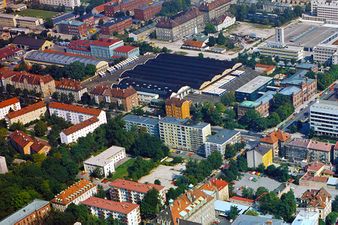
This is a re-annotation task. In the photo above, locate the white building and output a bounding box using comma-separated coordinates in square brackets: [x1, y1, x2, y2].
[214, 15, 236, 32]
[49, 102, 107, 144]
[51, 179, 97, 212]
[123, 115, 160, 137]
[84, 146, 126, 177]
[311, 0, 338, 22]
[137, 91, 159, 104]
[310, 100, 338, 137]
[0, 97, 20, 120]
[159, 117, 211, 152]
[82, 197, 141, 225]
[37, 0, 80, 8]
[292, 209, 319, 225]
[205, 129, 241, 157]
[313, 32, 338, 64]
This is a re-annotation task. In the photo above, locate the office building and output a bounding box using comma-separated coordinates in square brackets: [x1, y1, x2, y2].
[0, 199, 51, 225]
[165, 97, 191, 119]
[123, 115, 160, 137]
[79, 13, 95, 28]
[313, 32, 338, 64]
[247, 145, 273, 168]
[16, 16, 43, 29]
[113, 45, 140, 58]
[37, 0, 80, 8]
[56, 20, 87, 37]
[109, 179, 166, 204]
[0, 97, 20, 120]
[100, 17, 133, 35]
[279, 86, 303, 109]
[310, 100, 338, 137]
[84, 146, 126, 177]
[205, 129, 241, 157]
[301, 188, 331, 219]
[159, 117, 211, 152]
[199, 0, 232, 21]
[235, 76, 273, 101]
[55, 78, 88, 102]
[311, 0, 338, 22]
[82, 197, 141, 225]
[51, 179, 97, 212]
[6, 101, 47, 126]
[103, 0, 152, 16]
[0, 13, 18, 27]
[9, 130, 51, 155]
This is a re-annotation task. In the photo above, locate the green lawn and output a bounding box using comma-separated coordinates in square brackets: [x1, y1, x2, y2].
[109, 158, 136, 180]
[17, 9, 58, 20]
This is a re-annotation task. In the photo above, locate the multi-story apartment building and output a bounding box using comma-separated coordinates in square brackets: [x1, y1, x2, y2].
[159, 117, 211, 152]
[101, 17, 133, 35]
[104, 0, 152, 16]
[9, 130, 51, 155]
[260, 129, 291, 157]
[79, 14, 95, 28]
[165, 97, 191, 119]
[82, 197, 141, 225]
[0, 199, 51, 225]
[0, 97, 20, 120]
[55, 78, 88, 102]
[90, 85, 139, 112]
[49, 102, 107, 144]
[310, 100, 338, 137]
[56, 20, 87, 37]
[84, 145, 126, 177]
[109, 179, 166, 204]
[156, 7, 205, 41]
[247, 145, 273, 168]
[134, 3, 162, 21]
[199, 0, 232, 21]
[301, 188, 332, 219]
[37, 0, 80, 8]
[6, 101, 47, 126]
[123, 114, 160, 137]
[51, 179, 97, 212]
[311, 0, 338, 21]
[205, 129, 241, 157]
[199, 178, 229, 201]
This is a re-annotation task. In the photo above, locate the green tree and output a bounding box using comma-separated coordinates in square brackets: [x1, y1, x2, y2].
[140, 188, 162, 220]
[255, 187, 269, 198]
[221, 91, 235, 106]
[326, 212, 338, 225]
[85, 64, 96, 76]
[245, 210, 259, 216]
[198, 53, 204, 58]
[9, 122, 26, 132]
[217, 32, 226, 45]
[154, 179, 161, 185]
[207, 36, 216, 46]
[332, 196, 338, 212]
[228, 206, 240, 220]
[34, 120, 48, 137]
[0, 127, 7, 145]
[242, 187, 254, 199]
[204, 23, 217, 34]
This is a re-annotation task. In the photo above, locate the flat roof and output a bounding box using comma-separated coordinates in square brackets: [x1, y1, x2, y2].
[84, 145, 125, 167]
[123, 114, 159, 126]
[0, 199, 49, 224]
[160, 116, 209, 129]
[236, 76, 272, 94]
[292, 210, 319, 225]
[279, 86, 301, 96]
[206, 129, 239, 144]
[214, 200, 249, 215]
[232, 215, 287, 225]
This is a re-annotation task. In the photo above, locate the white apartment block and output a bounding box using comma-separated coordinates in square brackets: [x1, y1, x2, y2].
[38, 0, 80, 8]
[310, 100, 338, 137]
[311, 0, 338, 21]
[51, 179, 97, 212]
[0, 97, 20, 120]
[82, 197, 141, 225]
[84, 146, 126, 177]
[258, 44, 304, 60]
[205, 129, 241, 157]
[159, 117, 211, 152]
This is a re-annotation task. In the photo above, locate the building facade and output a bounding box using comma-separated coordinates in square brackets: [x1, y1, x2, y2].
[301, 188, 332, 219]
[310, 100, 338, 137]
[134, 3, 162, 21]
[165, 97, 191, 119]
[205, 129, 241, 157]
[0, 97, 21, 120]
[6, 101, 47, 126]
[37, 0, 80, 8]
[56, 20, 87, 37]
[9, 130, 51, 155]
[246, 145, 273, 168]
[55, 78, 88, 102]
[123, 114, 160, 137]
[100, 17, 133, 35]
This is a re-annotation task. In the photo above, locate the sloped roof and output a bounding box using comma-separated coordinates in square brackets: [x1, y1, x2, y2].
[110, 179, 164, 193]
[82, 197, 139, 214]
[12, 36, 47, 50]
[7, 101, 46, 119]
[156, 7, 202, 29]
[0, 97, 19, 108]
[49, 102, 102, 116]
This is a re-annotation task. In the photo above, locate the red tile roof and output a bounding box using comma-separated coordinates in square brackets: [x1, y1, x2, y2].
[114, 45, 137, 53]
[62, 117, 99, 135]
[165, 97, 190, 107]
[183, 40, 204, 48]
[156, 7, 203, 29]
[210, 178, 228, 191]
[0, 67, 54, 84]
[229, 196, 254, 203]
[260, 129, 290, 144]
[0, 97, 19, 109]
[7, 101, 46, 119]
[199, 0, 231, 11]
[55, 78, 84, 91]
[49, 102, 102, 116]
[307, 161, 325, 172]
[308, 140, 332, 152]
[301, 188, 331, 209]
[9, 130, 50, 154]
[0, 45, 21, 59]
[51, 179, 96, 206]
[90, 85, 137, 98]
[91, 38, 121, 47]
[82, 197, 139, 214]
[255, 64, 276, 72]
[110, 179, 165, 193]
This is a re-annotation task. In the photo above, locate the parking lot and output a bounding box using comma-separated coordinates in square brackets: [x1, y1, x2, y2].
[138, 163, 186, 190]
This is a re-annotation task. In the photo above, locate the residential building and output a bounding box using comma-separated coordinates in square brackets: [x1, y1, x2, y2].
[0, 45, 24, 61]
[205, 129, 241, 157]
[237, 91, 275, 118]
[0, 97, 21, 120]
[165, 97, 191, 119]
[56, 20, 87, 37]
[246, 144, 273, 168]
[82, 197, 141, 225]
[0, 199, 51, 225]
[100, 17, 133, 35]
[6, 101, 47, 126]
[123, 114, 160, 137]
[260, 129, 291, 157]
[90, 85, 139, 112]
[109, 179, 166, 204]
[16, 16, 44, 29]
[334, 141, 338, 162]
[235, 76, 273, 101]
[9, 130, 51, 155]
[49, 102, 107, 144]
[79, 13, 95, 28]
[0, 67, 56, 97]
[55, 78, 88, 101]
[291, 209, 319, 225]
[12, 36, 54, 50]
[232, 215, 288, 225]
[51, 179, 97, 212]
[0, 156, 8, 174]
[310, 100, 338, 137]
[300, 188, 332, 219]
[103, 0, 151, 16]
[156, 7, 205, 42]
[308, 140, 332, 164]
[170, 188, 216, 225]
[134, 3, 162, 21]
[84, 145, 126, 177]
[159, 117, 211, 152]
[37, 0, 80, 8]
[211, 14, 236, 32]
[137, 91, 159, 103]
[199, 178, 229, 201]
[299, 161, 334, 186]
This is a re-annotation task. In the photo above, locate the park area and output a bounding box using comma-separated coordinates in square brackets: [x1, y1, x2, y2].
[17, 9, 58, 20]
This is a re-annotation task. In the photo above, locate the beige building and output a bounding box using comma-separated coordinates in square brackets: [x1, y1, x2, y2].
[200, 178, 229, 201]
[55, 78, 88, 101]
[16, 16, 44, 29]
[6, 101, 47, 126]
[0, 14, 18, 27]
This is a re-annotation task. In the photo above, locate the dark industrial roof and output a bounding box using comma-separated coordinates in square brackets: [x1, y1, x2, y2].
[117, 54, 236, 97]
[12, 36, 47, 50]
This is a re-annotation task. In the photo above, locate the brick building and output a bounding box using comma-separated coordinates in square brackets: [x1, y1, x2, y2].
[199, 0, 232, 21]
[100, 16, 132, 35]
[56, 20, 87, 37]
[134, 2, 162, 21]
[104, 0, 152, 17]
[79, 13, 95, 28]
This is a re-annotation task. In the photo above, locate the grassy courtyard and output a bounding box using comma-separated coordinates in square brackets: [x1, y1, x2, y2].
[109, 158, 136, 180]
[17, 9, 58, 20]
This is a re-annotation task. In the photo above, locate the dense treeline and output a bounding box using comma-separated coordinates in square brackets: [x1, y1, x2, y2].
[160, 0, 191, 16]
[307, 65, 338, 91]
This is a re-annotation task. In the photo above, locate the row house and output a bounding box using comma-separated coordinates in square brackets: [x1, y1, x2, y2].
[51, 179, 97, 212]
[55, 78, 88, 102]
[9, 130, 51, 155]
[109, 179, 166, 204]
[0, 97, 21, 120]
[5, 101, 47, 126]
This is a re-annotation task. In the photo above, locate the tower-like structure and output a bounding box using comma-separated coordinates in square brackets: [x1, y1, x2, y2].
[275, 27, 285, 46]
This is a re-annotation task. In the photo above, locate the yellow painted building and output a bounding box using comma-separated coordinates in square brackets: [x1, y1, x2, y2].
[165, 97, 191, 119]
[247, 144, 273, 168]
